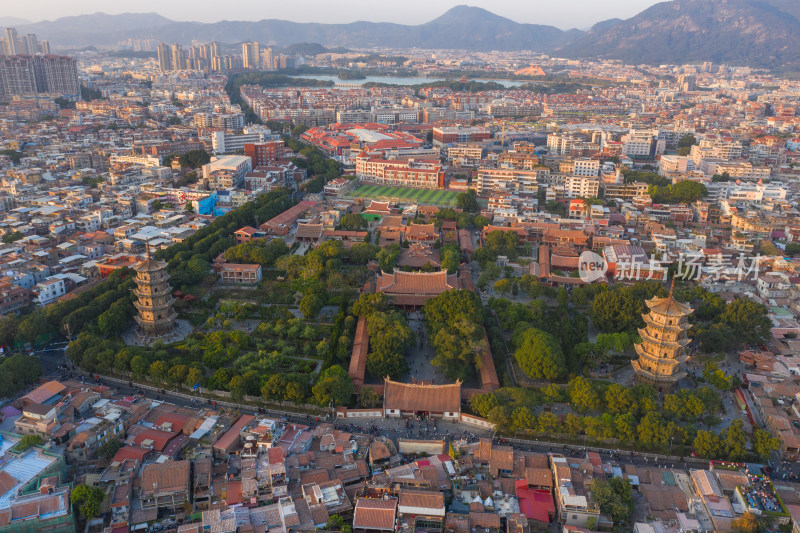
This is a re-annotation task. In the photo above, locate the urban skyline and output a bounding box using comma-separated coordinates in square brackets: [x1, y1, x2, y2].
[1, 2, 800, 533]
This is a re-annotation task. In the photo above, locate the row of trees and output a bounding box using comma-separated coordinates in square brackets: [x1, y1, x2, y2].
[0, 353, 42, 398]
[223, 238, 290, 267]
[472, 230, 521, 267]
[423, 290, 487, 381]
[489, 295, 588, 379]
[353, 293, 414, 379]
[647, 179, 708, 204]
[0, 267, 137, 353]
[589, 282, 771, 352]
[157, 190, 294, 292]
[469, 380, 778, 459]
[431, 206, 489, 231]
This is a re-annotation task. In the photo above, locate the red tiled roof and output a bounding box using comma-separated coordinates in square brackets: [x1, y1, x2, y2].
[348, 316, 369, 386]
[141, 460, 190, 494]
[399, 489, 445, 510]
[235, 226, 258, 236]
[154, 413, 190, 433]
[111, 446, 149, 464]
[131, 428, 177, 452]
[377, 270, 459, 296]
[470, 511, 501, 529]
[23, 381, 66, 405]
[0, 471, 18, 497]
[384, 379, 460, 414]
[353, 498, 397, 531]
[213, 414, 254, 454]
[226, 480, 242, 505]
[267, 446, 285, 465]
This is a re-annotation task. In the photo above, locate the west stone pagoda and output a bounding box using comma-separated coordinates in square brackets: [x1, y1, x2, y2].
[133, 245, 177, 339]
[631, 279, 693, 393]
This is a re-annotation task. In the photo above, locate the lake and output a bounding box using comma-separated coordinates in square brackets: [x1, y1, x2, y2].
[287, 74, 528, 88]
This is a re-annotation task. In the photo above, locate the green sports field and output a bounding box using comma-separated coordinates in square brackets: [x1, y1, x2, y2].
[348, 184, 460, 206]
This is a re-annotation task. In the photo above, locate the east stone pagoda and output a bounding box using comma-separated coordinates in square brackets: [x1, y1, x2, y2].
[133, 251, 177, 339]
[631, 280, 693, 393]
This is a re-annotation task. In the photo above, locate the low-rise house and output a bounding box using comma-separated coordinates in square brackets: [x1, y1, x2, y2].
[219, 263, 262, 284]
[139, 460, 191, 512]
[353, 498, 398, 532]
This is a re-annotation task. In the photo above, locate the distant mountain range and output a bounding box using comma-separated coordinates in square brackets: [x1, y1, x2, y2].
[12, 6, 579, 53]
[11, 1, 800, 70]
[556, 0, 800, 70]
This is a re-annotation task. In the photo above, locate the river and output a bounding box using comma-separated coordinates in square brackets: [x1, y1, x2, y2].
[287, 74, 528, 88]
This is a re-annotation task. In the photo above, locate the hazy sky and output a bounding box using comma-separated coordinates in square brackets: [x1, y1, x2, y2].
[5, 0, 663, 29]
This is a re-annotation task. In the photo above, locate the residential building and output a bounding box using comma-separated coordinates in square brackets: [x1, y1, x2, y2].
[432, 126, 490, 147]
[219, 263, 262, 284]
[0, 55, 80, 100]
[202, 155, 253, 189]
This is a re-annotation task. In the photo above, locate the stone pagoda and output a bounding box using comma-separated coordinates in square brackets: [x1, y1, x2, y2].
[631, 279, 693, 393]
[133, 246, 177, 339]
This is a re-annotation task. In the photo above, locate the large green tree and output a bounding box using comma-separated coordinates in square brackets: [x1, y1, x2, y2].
[591, 282, 666, 333]
[717, 299, 771, 347]
[424, 290, 486, 380]
[177, 149, 211, 168]
[567, 376, 601, 413]
[312, 365, 353, 406]
[590, 477, 634, 528]
[669, 180, 707, 203]
[456, 188, 479, 212]
[694, 430, 724, 459]
[514, 328, 565, 380]
[376, 244, 401, 272]
[339, 213, 367, 230]
[71, 484, 106, 519]
[431, 317, 486, 381]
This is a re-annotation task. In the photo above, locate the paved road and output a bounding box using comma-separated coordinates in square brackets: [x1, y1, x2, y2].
[66, 367, 719, 475]
[405, 315, 445, 384]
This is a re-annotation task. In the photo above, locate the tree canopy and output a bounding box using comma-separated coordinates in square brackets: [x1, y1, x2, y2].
[339, 213, 367, 231]
[312, 365, 353, 406]
[591, 282, 666, 333]
[590, 477, 634, 528]
[177, 149, 211, 168]
[424, 290, 486, 380]
[71, 484, 106, 520]
[514, 328, 565, 380]
[456, 188, 479, 212]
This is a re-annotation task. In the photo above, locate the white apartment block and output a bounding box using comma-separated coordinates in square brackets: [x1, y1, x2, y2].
[572, 158, 600, 177]
[621, 134, 658, 158]
[447, 144, 484, 164]
[35, 277, 65, 305]
[690, 139, 743, 166]
[211, 129, 280, 154]
[708, 162, 771, 181]
[706, 181, 786, 203]
[659, 155, 695, 176]
[371, 107, 418, 125]
[475, 168, 544, 195]
[563, 176, 600, 199]
[194, 113, 245, 130]
[109, 155, 162, 167]
[202, 155, 252, 189]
